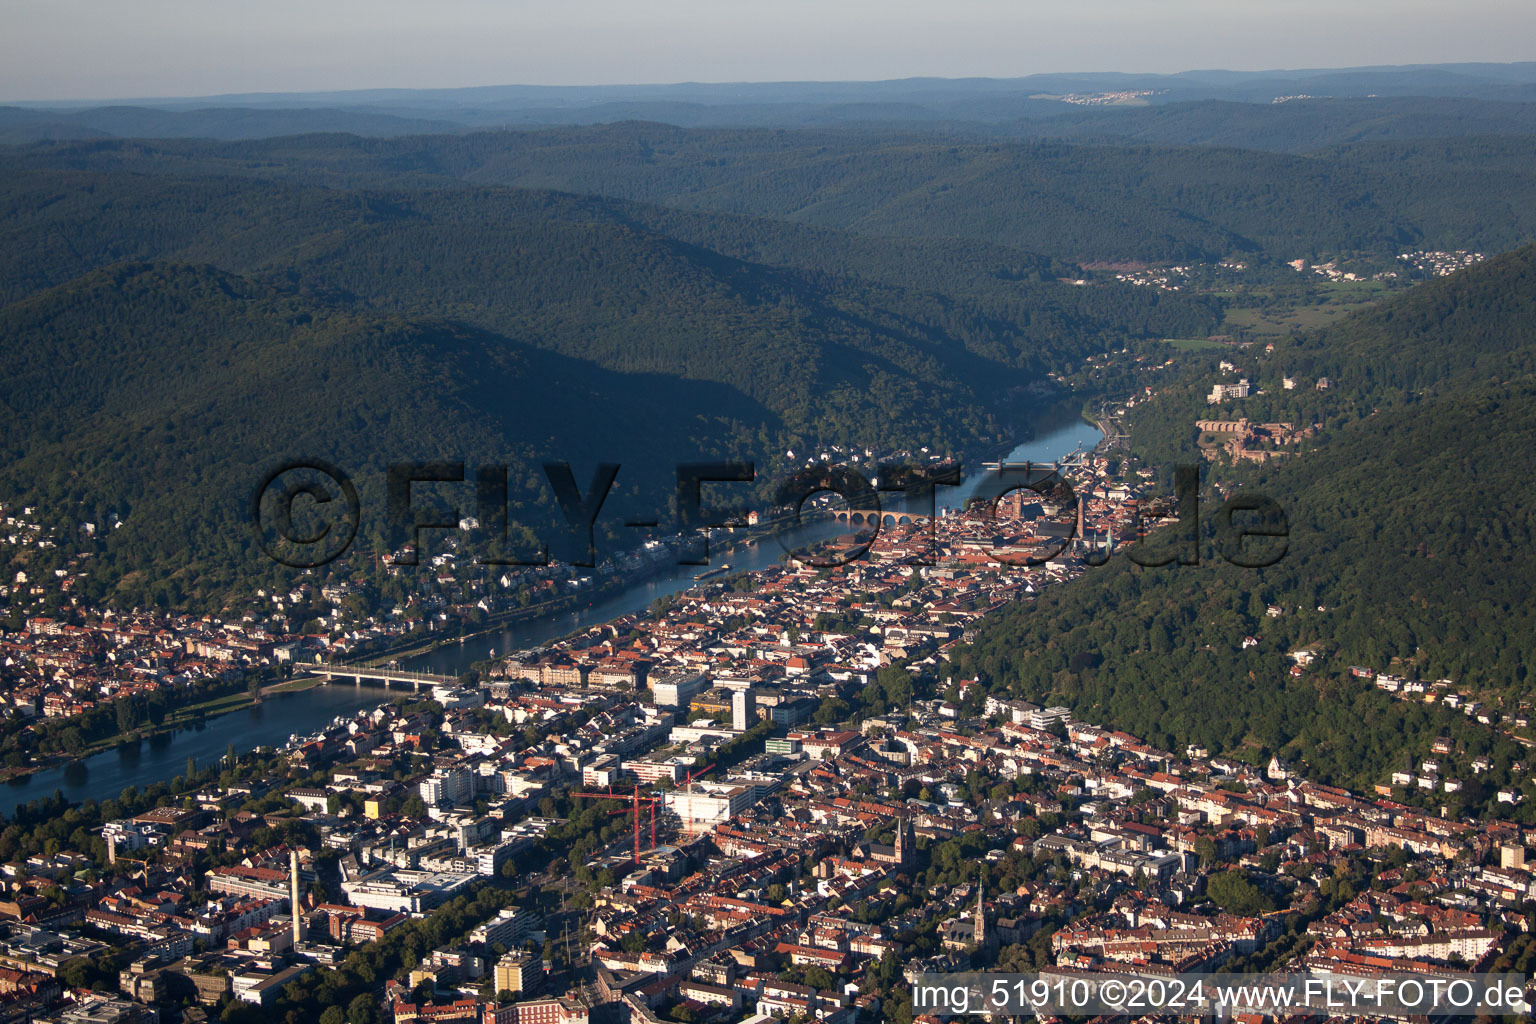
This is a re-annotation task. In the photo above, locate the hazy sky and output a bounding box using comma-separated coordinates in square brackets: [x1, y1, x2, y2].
[3, 0, 1533, 102]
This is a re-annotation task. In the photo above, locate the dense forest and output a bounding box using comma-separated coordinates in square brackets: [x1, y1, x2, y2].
[9, 125, 1536, 263]
[1001, 96, 1536, 151]
[0, 167, 1216, 607]
[5, 110, 1536, 623]
[955, 243, 1536, 810]
[7, 65, 1536, 141]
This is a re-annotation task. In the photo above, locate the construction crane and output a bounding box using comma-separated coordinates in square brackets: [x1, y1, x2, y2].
[570, 784, 664, 866]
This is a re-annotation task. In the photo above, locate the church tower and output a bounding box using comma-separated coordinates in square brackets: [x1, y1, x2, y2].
[895, 814, 914, 871]
[974, 871, 987, 950]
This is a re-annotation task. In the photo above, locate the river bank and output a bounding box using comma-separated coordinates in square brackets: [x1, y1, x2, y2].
[402, 405, 1104, 676]
[2, 399, 1103, 814]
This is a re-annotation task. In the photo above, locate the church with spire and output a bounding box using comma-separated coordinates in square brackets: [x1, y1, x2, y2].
[974, 874, 987, 947]
[973, 871, 994, 955]
[939, 872, 997, 956]
[864, 813, 916, 872]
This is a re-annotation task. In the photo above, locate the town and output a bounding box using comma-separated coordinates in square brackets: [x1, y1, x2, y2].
[0, 416, 1526, 1024]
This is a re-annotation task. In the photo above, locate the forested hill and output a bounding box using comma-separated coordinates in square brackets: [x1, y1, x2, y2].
[954, 243, 1536, 815]
[8, 65, 1536, 143]
[0, 261, 788, 608]
[0, 210, 1205, 608]
[1125, 237, 1536, 465]
[0, 170, 1218, 370]
[0, 168, 1221, 453]
[0, 246, 974, 607]
[9, 126, 1536, 263]
[0, 154, 1235, 609]
[1002, 97, 1536, 152]
[7, 113, 1536, 622]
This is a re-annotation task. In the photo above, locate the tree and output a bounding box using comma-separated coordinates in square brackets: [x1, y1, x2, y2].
[115, 699, 138, 735]
[319, 1008, 346, 1024]
[221, 1002, 265, 1024]
[57, 958, 96, 990]
[1206, 870, 1274, 915]
[60, 728, 84, 755]
[346, 994, 378, 1024]
[1195, 836, 1218, 867]
[802, 966, 836, 990]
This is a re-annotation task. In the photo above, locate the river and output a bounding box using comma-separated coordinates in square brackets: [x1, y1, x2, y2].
[0, 683, 391, 817]
[2, 401, 1102, 816]
[406, 400, 1103, 675]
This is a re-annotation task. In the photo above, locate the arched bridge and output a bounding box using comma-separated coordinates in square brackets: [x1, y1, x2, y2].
[832, 509, 918, 527]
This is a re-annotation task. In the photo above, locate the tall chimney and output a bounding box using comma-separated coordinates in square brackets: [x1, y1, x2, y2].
[290, 849, 303, 948]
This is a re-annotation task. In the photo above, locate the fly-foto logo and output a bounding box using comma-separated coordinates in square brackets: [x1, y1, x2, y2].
[249, 460, 1286, 570]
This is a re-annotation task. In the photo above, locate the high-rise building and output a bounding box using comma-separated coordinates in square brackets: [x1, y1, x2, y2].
[494, 952, 539, 997]
[421, 766, 475, 807]
[731, 687, 755, 731]
[471, 907, 543, 949]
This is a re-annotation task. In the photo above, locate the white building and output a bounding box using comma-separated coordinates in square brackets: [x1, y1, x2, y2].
[1028, 706, 1072, 731]
[731, 687, 756, 731]
[340, 868, 476, 914]
[665, 782, 757, 832]
[421, 766, 475, 808]
[650, 671, 707, 708]
[1206, 378, 1251, 404]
